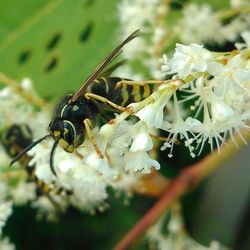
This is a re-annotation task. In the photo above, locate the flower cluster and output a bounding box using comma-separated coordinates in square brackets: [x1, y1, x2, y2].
[118, 0, 250, 77]
[0, 1, 250, 248]
[0, 236, 15, 250]
[177, 3, 250, 45]
[0, 185, 15, 250]
[110, 33, 250, 161]
[0, 77, 49, 139]
[147, 203, 228, 250]
[160, 32, 250, 154]
[0, 80, 144, 219]
[0, 85, 65, 231]
[1, 30, 249, 222]
[118, 0, 169, 77]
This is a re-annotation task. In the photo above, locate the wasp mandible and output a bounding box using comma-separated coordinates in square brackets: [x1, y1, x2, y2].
[10, 30, 154, 176]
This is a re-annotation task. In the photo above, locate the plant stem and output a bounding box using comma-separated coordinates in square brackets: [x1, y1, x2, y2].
[0, 72, 47, 108]
[114, 128, 250, 250]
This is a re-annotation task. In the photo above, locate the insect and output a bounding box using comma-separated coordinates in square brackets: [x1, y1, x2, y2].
[2, 124, 71, 197]
[10, 29, 153, 176]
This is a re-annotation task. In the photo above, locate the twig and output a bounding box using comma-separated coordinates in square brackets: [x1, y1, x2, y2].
[114, 128, 250, 250]
[0, 72, 47, 108]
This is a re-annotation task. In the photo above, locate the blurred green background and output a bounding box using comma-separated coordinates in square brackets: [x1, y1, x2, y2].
[0, 0, 249, 249]
[0, 0, 120, 101]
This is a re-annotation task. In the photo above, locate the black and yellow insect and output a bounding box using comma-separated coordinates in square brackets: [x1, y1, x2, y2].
[2, 124, 71, 197]
[10, 30, 153, 175]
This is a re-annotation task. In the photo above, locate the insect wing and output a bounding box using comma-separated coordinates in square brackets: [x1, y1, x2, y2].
[99, 59, 127, 77]
[71, 29, 140, 102]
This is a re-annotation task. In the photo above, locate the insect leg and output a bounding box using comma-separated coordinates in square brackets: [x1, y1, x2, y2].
[115, 79, 170, 88]
[83, 118, 104, 158]
[85, 93, 128, 112]
[74, 150, 84, 160]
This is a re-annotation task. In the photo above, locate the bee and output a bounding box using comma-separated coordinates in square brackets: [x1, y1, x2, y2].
[10, 30, 153, 176]
[2, 124, 72, 199]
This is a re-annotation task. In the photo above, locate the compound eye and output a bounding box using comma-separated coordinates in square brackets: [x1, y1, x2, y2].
[48, 120, 61, 134]
[63, 120, 76, 144]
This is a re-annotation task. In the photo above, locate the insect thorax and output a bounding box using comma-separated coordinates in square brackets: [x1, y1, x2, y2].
[55, 94, 98, 123]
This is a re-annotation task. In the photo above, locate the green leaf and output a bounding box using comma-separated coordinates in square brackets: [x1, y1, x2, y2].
[0, 0, 118, 100]
[0, 0, 53, 42]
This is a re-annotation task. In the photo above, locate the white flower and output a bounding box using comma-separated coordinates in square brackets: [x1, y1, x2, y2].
[206, 62, 224, 77]
[221, 14, 250, 42]
[130, 121, 153, 152]
[124, 150, 160, 173]
[136, 101, 165, 129]
[213, 55, 250, 92]
[211, 100, 234, 122]
[178, 3, 250, 45]
[133, 84, 178, 129]
[230, 0, 250, 7]
[179, 59, 249, 153]
[0, 183, 9, 203]
[84, 151, 118, 179]
[178, 76, 213, 115]
[57, 158, 77, 173]
[102, 120, 132, 156]
[185, 117, 203, 133]
[220, 111, 250, 145]
[27, 134, 112, 211]
[70, 167, 108, 205]
[147, 203, 228, 250]
[160, 94, 197, 157]
[28, 139, 55, 184]
[29, 110, 50, 139]
[0, 201, 13, 234]
[0, 79, 48, 133]
[118, 0, 160, 34]
[0, 86, 33, 127]
[10, 182, 36, 205]
[194, 104, 226, 153]
[161, 44, 213, 78]
[0, 236, 15, 250]
[99, 122, 121, 152]
[235, 30, 250, 50]
[60, 163, 109, 211]
[31, 196, 58, 221]
[178, 4, 224, 44]
[111, 171, 141, 193]
[118, 0, 167, 75]
[0, 147, 11, 169]
[118, 0, 161, 60]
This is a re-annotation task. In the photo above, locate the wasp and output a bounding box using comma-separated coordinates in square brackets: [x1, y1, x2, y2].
[10, 30, 154, 176]
[2, 124, 71, 198]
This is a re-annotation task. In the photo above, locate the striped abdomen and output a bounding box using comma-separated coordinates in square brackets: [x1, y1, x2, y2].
[1, 124, 71, 196]
[88, 77, 152, 107]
